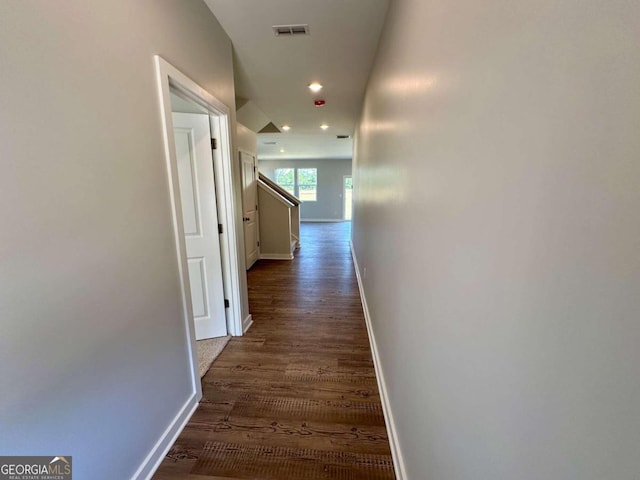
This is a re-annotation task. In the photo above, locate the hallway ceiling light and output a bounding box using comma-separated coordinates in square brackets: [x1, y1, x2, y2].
[320, 124, 329, 130]
[308, 82, 323, 93]
[281, 125, 291, 131]
[280, 149, 285, 153]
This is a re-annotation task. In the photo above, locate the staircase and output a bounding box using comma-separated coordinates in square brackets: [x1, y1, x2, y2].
[257, 173, 301, 260]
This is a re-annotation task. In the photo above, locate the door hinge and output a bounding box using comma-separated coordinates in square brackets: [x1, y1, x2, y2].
[224, 299, 230, 308]
[257, 240, 260, 247]
[218, 223, 223, 234]
[211, 138, 217, 150]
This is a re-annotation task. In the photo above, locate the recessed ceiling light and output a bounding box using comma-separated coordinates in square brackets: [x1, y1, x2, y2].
[281, 125, 291, 131]
[308, 82, 323, 93]
[320, 124, 329, 130]
[280, 148, 285, 153]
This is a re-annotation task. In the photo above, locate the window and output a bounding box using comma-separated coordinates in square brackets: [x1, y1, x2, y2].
[273, 167, 317, 202]
[297, 168, 317, 202]
[274, 168, 295, 195]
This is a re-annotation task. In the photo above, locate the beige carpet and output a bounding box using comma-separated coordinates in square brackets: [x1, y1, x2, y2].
[197, 335, 231, 378]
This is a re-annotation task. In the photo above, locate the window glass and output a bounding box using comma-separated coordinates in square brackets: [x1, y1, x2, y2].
[297, 168, 317, 202]
[274, 168, 295, 195]
[345, 177, 353, 190]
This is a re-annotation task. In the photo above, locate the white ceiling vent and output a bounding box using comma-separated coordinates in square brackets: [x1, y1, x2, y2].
[272, 24, 309, 36]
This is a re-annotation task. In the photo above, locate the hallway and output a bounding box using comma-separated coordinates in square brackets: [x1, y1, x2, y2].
[154, 222, 395, 479]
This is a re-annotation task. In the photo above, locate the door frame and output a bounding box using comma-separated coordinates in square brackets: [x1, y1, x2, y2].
[154, 56, 244, 384]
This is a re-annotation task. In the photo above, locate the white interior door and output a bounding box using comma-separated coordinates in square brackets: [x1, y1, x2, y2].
[240, 151, 259, 269]
[173, 112, 227, 339]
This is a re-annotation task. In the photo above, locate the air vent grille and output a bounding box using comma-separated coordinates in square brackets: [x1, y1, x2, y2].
[337, 135, 351, 139]
[263, 141, 277, 145]
[272, 24, 310, 36]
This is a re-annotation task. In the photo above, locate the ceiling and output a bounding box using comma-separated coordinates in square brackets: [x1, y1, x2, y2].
[204, 0, 389, 160]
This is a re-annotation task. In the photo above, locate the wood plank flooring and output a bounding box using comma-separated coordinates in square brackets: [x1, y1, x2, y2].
[153, 222, 395, 480]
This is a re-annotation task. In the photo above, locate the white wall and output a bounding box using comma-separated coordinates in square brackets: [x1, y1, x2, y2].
[0, 1, 246, 478]
[352, 0, 640, 478]
[237, 122, 258, 156]
[259, 159, 352, 221]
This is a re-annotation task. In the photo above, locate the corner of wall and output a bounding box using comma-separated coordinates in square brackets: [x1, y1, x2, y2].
[133, 394, 199, 480]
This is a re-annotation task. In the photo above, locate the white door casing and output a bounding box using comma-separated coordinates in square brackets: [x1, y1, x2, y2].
[150, 55, 245, 480]
[173, 112, 227, 339]
[240, 151, 259, 269]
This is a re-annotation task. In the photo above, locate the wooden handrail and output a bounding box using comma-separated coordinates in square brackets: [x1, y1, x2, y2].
[258, 172, 301, 206]
[257, 180, 295, 207]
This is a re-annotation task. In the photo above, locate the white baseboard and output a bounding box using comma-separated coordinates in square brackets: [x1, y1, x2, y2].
[301, 219, 348, 223]
[243, 314, 253, 334]
[133, 393, 199, 480]
[350, 241, 407, 480]
[260, 253, 294, 260]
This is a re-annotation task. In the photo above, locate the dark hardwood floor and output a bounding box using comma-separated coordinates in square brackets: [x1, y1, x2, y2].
[154, 222, 395, 480]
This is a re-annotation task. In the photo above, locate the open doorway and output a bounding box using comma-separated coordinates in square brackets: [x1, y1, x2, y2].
[344, 175, 353, 221]
[155, 56, 245, 394]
